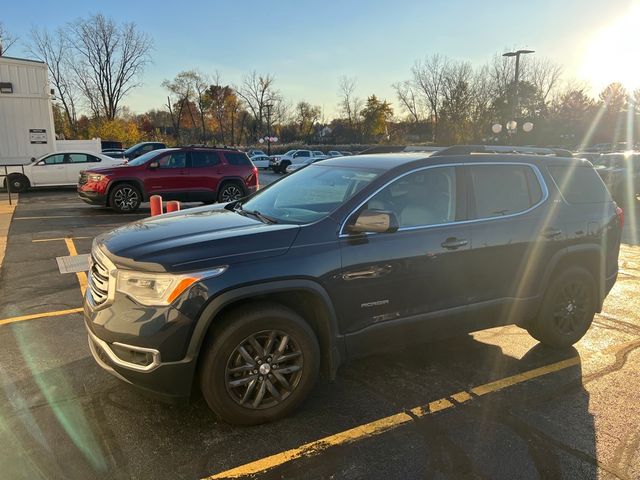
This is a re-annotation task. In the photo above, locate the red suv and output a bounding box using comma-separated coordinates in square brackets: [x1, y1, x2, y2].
[78, 147, 259, 212]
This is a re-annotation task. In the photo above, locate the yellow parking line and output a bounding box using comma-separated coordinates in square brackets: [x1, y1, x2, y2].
[205, 356, 580, 479]
[64, 238, 87, 296]
[0, 307, 83, 326]
[32, 236, 91, 243]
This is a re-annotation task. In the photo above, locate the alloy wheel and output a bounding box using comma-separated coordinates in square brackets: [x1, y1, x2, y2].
[551, 282, 589, 335]
[225, 329, 304, 410]
[114, 187, 139, 211]
[221, 185, 243, 202]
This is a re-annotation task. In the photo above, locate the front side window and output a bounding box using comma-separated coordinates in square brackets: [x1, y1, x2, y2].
[41, 154, 65, 165]
[470, 164, 543, 219]
[158, 152, 186, 169]
[241, 165, 380, 224]
[366, 167, 458, 228]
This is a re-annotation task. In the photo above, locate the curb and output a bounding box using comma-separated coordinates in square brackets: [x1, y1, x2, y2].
[0, 194, 18, 270]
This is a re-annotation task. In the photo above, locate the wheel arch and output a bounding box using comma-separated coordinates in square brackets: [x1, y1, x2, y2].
[217, 177, 247, 197]
[188, 279, 345, 381]
[540, 244, 605, 312]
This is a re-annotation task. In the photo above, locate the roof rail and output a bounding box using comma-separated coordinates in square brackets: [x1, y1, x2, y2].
[433, 145, 573, 158]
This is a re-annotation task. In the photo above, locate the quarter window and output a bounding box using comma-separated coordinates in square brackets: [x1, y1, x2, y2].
[366, 167, 458, 228]
[470, 165, 543, 219]
[224, 152, 252, 166]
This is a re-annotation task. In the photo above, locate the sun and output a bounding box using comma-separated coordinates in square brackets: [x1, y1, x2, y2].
[581, 5, 640, 91]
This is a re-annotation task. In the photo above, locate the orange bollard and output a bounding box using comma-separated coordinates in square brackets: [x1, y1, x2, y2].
[150, 195, 163, 216]
[166, 201, 180, 213]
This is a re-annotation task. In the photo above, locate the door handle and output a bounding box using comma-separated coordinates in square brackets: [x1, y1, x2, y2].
[441, 237, 468, 250]
[542, 228, 562, 239]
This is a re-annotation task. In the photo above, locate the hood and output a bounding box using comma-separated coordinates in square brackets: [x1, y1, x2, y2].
[96, 205, 300, 273]
[84, 163, 132, 175]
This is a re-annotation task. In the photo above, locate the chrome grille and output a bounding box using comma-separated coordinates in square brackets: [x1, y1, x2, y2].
[88, 253, 110, 305]
[78, 172, 88, 185]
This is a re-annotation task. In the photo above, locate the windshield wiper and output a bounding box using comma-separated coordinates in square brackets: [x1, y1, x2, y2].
[233, 202, 277, 224]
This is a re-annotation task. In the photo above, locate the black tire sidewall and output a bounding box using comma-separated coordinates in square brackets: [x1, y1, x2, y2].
[8, 175, 28, 193]
[109, 183, 141, 213]
[199, 304, 320, 425]
[533, 267, 596, 348]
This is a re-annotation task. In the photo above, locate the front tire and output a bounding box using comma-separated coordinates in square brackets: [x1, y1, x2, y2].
[199, 303, 320, 425]
[527, 267, 596, 348]
[109, 183, 142, 213]
[6, 174, 29, 193]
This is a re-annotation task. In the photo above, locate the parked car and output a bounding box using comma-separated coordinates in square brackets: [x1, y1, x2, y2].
[593, 152, 640, 203]
[78, 147, 258, 212]
[122, 142, 167, 160]
[5, 151, 123, 192]
[285, 155, 326, 173]
[327, 150, 343, 157]
[250, 154, 271, 170]
[84, 152, 621, 424]
[271, 150, 326, 173]
[247, 149, 266, 157]
[102, 149, 127, 159]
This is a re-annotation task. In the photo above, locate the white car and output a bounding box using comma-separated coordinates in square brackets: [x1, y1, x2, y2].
[5, 151, 124, 192]
[272, 150, 327, 173]
[250, 154, 271, 169]
[285, 155, 328, 174]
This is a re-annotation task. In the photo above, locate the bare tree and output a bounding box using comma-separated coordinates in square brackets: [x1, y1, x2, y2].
[0, 22, 18, 56]
[392, 80, 421, 123]
[337, 76, 363, 127]
[162, 72, 193, 142]
[523, 57, 563, 103]
[236, 71, 283, 135]
[411, 54, 449, 141]
[28, 28, 79, 135]
[66, 14, 152, 120]
[487, 53, 513, 98]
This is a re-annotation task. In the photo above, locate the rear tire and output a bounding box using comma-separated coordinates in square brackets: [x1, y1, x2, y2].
[217, 181, 244, 203]
[6, 174, 29, 193]
[527, 267, 596, 348]
[199, 303, 320, 425]
[109, 183, 141, 213]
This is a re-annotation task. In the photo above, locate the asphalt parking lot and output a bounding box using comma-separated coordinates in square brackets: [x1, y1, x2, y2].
[1, 180, 640, 480]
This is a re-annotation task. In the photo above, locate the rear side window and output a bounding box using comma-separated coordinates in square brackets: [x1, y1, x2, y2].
[191, 151, 220, 167]
[224, 152, 252, 166]
[548, 165, 611, 203]
[470, 164, 543, 219]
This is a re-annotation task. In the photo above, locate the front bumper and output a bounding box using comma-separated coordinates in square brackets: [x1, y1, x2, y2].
[85, 318, 197, 403]
[78, 189, 107, 205]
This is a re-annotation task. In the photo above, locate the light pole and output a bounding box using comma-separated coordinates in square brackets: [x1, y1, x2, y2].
[502, 49, 534, 126]
[265, 103, 273, 156]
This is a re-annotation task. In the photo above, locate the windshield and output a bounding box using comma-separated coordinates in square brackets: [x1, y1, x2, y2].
[126, 149, 166, 166]
[241, 165, 380, 223]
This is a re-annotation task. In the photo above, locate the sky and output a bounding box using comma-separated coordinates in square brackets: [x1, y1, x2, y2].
[2, 0, 638, 117]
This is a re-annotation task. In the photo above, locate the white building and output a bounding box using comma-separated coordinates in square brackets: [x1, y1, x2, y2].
[0, 56, 99, 165]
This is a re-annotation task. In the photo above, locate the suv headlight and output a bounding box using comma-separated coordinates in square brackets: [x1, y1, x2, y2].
[88, 173, 105, 182]
[116, 267, 227, 306]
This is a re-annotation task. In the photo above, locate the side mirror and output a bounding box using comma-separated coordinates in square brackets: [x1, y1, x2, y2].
[148, 161, 159, 169]
[345, 209, 399, 234]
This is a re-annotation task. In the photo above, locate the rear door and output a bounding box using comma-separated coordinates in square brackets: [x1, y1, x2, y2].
[65, 153, 100, 184]
[143, 151, 188, 200]
[185, 150, 223, 202]
[465, 162, 562, 326]
[30, 153, 67, 186]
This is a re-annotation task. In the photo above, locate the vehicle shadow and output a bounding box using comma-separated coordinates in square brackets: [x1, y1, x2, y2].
[0, 332, 595, 480]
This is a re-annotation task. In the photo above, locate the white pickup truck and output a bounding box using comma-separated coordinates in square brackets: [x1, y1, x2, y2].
[3, 151, 123, 192]
[270, 150, 327, 173]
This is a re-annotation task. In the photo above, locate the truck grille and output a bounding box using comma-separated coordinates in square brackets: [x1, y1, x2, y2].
[88, 253, 110, 305]
[79, 172, 88, 185]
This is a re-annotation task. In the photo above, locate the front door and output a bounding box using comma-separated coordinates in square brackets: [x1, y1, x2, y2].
[30, 153, 67, 186]
[334, 166, 473, 355]
[143, 151, 188, 200]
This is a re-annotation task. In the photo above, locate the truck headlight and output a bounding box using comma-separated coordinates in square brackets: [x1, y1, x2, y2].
[116, 267, 227, 306]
